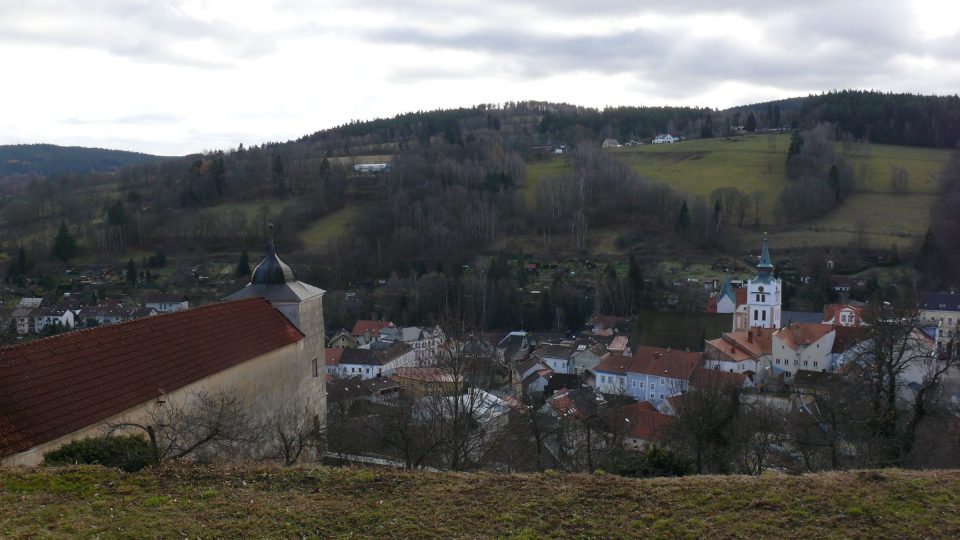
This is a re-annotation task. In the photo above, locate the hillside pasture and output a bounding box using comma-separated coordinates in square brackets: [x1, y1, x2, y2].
[299, 205, 362, 252]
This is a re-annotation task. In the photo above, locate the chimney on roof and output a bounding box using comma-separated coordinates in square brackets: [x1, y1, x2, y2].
[748, 330, 753, 343]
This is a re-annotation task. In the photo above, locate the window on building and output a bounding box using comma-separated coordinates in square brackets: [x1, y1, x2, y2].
[631, 380, 637, 387]
[639, 382, 644, 389]
[813, 361, 818, 367]
[785, 372, 791, 378]
[660, 394, 665, 399]
[775, 359, 780, 365]
[803, 361, 808, 367]
[762, 310, 766, 321]
[311, 357, 318, 378]
[649, 393, 655, 399]
[660, 377, 665, 385]
[794, 359, 798, 366]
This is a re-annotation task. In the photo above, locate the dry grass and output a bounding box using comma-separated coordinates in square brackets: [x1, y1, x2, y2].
[2, 465, 959, 538]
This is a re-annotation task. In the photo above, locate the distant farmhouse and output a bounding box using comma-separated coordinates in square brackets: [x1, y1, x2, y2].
[1, 241, 326, 466]
[652, 134, 678, 144]
[353, 163, 391, 173]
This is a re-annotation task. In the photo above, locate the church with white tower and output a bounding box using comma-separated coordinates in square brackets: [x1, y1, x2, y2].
[733, 237, 782, 331]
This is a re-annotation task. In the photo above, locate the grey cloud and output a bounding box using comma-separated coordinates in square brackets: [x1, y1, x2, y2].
[0, 0, 276, 68]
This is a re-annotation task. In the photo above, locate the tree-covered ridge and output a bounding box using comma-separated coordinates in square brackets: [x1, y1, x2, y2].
[0, 144, 173, 177]
[799, 90, 960, 148]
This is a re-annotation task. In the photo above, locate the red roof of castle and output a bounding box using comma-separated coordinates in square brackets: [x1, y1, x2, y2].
[0, 298, 303, 459]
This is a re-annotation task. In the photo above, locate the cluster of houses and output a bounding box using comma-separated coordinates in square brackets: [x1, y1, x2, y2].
[325, 321, 445, 379]
[324, 239, 960, 455]
[0, 293, 188, 335]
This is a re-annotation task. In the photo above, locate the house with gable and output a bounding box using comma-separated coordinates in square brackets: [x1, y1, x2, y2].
[652, 134, 677, 144]
[919, 292, 960, 349]
[532, 343, 576, 375]
[351, 319, 395, 345]
[770, 323, 836, 379]
[594, 346, 702, 405]
[704, 327, 774, 380]
[707, 278, 747, 314]
[822, 303, 866, 327]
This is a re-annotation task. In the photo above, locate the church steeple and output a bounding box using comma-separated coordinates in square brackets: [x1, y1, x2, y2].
[250, 228, 296, 285]
[757, 235, 773, 274]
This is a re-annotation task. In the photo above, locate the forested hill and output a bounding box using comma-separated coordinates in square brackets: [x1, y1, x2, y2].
[0, 144, 174, 177]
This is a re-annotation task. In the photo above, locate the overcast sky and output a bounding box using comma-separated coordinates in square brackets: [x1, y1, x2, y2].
[1, 0, 958, 155]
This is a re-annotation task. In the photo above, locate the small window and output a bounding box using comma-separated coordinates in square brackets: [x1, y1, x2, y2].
[660, 377, 665, 385]
[803, 361, 808, 367]
[659, 394, 665, 399]
[639, 382, 644, 389]
[775, 359, 780, 365]
[813, 361, 818, 367]
[785, 372, 791, 378]
[312, 357, 318, 378]
[631, 380, 637, 387]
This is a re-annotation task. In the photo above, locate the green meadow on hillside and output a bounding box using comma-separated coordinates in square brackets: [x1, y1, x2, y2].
[2, 465, 960, 538]
[524, 136, 953, 250]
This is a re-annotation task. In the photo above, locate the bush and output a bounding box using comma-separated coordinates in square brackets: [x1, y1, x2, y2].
[43, 435, 155, 472]
[606, 446, 692, 478]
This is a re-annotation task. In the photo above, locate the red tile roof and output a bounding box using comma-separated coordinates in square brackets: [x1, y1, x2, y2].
[350, 320, 394, 337]
[630, 346, 703, 381]
[0, 298, 303, 459]
[594, 346, 702, 382]
[325, 348, 345, 366]
[620, 402, 673, 443]
[775, 323, 833, 350]
[689, 367, 750, 389]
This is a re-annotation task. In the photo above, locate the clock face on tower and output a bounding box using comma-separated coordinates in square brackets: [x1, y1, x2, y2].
[758, 286, 765, 293]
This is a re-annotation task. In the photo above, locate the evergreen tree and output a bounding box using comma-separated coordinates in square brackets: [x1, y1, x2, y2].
[745, 112, 757, 132]
[5, 246, 29, 285]
[675, 201, 691, 235]
[236, 250, 251, 278]
[126, 259, 137, 286]
[787, 131, 804, 159]
[916, 229, 944, 291]
[51, 222, 77, 263]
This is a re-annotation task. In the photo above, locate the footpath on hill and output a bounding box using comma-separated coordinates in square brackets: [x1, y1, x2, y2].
[2, 465, 960, 538]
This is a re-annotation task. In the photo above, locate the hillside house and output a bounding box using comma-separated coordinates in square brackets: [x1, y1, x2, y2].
[704, 326, 774, 380]
[619, 402, 674, 449]
[769, 323, 836, 380]
[601, 138, 621, 148]
[652, 134, 677, 144]
[351, 320, 395, 345]
[30, 307, 74, 334]
[919, 292, 960, 350]
[327, 328, 358, 349]
[144, 293, 189, 313]
[822, 304, 866, 327]
[532, 344, 576, 375]
[594, 346, 702, 405]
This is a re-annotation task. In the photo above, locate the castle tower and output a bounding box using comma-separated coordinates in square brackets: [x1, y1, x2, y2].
[226, 237, 326, 424]
[745, 236, 781, 329]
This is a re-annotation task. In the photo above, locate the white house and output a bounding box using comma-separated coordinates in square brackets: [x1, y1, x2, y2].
[919, 292, 960, 350]
[30, 307, 75, 334]
[770, 323, 836, 380]
[704, 327, 775, 380]
[145, 294, 189, 313]
[593, 347, 702, 405]
[532, 344, 575, 375]
[652, 134, 677, 144]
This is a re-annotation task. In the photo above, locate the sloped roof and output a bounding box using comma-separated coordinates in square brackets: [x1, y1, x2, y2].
[630, 346, 702, 380]
[325, 348, 345, 366]
[339, 348, 384, 366]
[0, 298, 303, 459]
[920, 292, 960, 311]
[350, 320, 394, 337]
[776, 323, 833, 350]
[533, 344, 574, 360]
[594, 353, 634, 375]
[711, 328, 774, 362]
[689, 367, 751, 389]
[620, 402, 673, 443]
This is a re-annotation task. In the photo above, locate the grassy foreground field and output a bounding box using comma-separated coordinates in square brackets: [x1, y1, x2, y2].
[3, 465, 960, 538]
